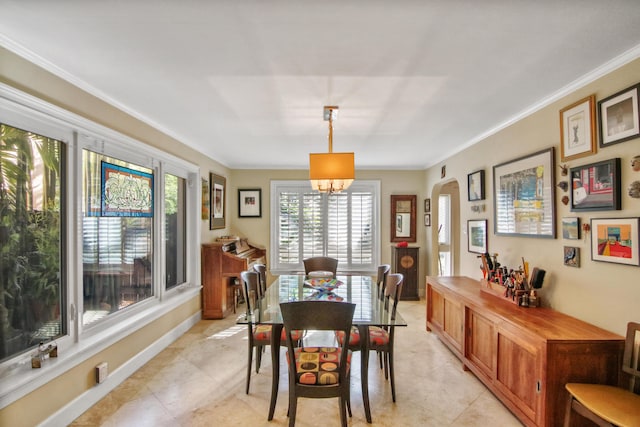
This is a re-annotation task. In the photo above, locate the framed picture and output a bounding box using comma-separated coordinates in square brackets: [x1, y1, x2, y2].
[563, 246, 580, 268]
[210, 173, 226, 229]
[591, 217, 640, 266]
[424, 198, 431, 212]
[467, 219, 488, 254]
[560, 95, 596, 161]
[493, 148, 555, 238]
[561, 217, 580, 240]
[391, 195, 416, 242]
[467, 170, 485, 201]
[570, 158, 621, 211]
[598, 82, 640, 147]
[424, 213, 431, 227]
[201, 178, 210, 220]
[238, 188, 262, 218]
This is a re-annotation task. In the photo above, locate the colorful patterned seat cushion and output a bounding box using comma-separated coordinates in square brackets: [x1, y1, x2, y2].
[252, 324, 303, 343]
[336, 326, 389, 347]
[287, 347, 351, 385]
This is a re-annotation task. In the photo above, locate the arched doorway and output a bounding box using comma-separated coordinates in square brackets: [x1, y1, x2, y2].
[429, 179, 460, 276]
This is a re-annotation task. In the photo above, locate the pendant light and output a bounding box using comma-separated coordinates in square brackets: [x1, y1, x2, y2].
[309, 106, 354, 193]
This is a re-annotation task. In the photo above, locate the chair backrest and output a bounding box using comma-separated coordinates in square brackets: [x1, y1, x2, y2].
[622, 321, 640, 393]
[376, 264, 391, 300]
[280, 301, 356, 397]
[384, 273, 404, 318]
[303, 256, 338, 277]
[280, 300, 355, 333]
[240, 270, 260, 317]
[252, 263, 267, 297]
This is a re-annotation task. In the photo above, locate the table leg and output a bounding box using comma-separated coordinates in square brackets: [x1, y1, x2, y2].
[358, 325, 372, 423]
[268, 324, 283, 421]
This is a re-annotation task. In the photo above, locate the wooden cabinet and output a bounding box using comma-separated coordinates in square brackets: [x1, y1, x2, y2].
[201, 242, 266, 319]
[426, 276, 624, 427]
[392, 246, 419, 300]
[426, 281, 463, 357]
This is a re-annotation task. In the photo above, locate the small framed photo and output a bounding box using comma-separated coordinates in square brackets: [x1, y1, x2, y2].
[560, 95, 596, 161]
[598, 82, 640, 147]
[424, 198, 431, 212]
[467, 219, 488, 254]
[563, 246, 580, 268]
[201, 178, 210, 220]
[591, 217, 640, 266]
[570, 158, 621, 211]
[238, 188, 262, 218]
[467, 170, 485, 201]
[424, 213, 431, 227]
[561, 217, 580, 240]
[210, 173, 226, 229]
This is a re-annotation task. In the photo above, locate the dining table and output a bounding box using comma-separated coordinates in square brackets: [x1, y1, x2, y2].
[239, 274, 408, 423]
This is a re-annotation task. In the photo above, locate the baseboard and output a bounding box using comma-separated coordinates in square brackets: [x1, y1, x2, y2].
[39, 311, 201, 427]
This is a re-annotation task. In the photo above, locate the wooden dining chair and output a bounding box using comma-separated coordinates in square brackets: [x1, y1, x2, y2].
[303, 256, 338, 277]
[376, 264, 391, 301]
[336, 273, 404, 402]
[239, 270, 303, 394]
[564, 321, 640, 427]
[280, 300, 356, 427]
[252, 263, 268, 297]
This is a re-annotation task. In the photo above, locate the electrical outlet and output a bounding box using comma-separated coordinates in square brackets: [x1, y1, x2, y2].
[95, 362, 108, 384]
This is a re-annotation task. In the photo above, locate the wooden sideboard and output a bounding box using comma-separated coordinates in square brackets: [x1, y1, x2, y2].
[426, 276, 624, 427]
[201, 242, 266, 319]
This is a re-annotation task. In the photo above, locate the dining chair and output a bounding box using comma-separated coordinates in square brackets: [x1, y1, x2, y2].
[280, 300, 356, 427]
[376, 264, 391, 301]
[303, 256, 338, 277]
[336, 273, 404, 402]
[252, 263, 267, 298]
[563, 321, 640, 427]
[239, 270, 303, 394]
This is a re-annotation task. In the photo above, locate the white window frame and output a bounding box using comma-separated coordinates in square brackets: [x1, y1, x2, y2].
[0, 83, 201, 409]
[269, 180, 380, 275]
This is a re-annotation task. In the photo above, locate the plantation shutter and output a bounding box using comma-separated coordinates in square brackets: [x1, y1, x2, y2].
[271, 181, 379, 273]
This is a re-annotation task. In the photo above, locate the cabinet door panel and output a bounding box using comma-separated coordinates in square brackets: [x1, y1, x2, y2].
[496, 330, 540, 424]
[429, 286, 444, 330]
[443, 297, 463, 351]
[466, 308, 495, 378]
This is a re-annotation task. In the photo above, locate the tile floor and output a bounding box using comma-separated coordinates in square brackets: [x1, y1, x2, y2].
[70, 299, 523, 426]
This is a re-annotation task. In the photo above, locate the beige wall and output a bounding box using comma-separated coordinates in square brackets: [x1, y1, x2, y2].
[229, 169, 427, 282]
[424, 57, 640, 336]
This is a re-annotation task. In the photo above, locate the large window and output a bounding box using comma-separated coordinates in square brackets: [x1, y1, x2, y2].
[0, 85, 198, 378]
[81, 151, 154, 326]
[0, 124, 64, 362]
[270, 180, 380, 273]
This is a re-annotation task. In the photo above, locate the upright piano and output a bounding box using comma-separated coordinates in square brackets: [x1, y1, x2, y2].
[201, 240, 266, 319]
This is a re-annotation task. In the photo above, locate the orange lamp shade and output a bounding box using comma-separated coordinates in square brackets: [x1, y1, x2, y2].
[309, 152, 354, 193]
[309, 152, 355, 180]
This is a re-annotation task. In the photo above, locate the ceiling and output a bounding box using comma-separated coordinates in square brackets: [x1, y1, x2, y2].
[1, 1, 640, 170]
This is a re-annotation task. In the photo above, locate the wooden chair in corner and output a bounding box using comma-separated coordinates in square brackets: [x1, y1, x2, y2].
[280, 300, 356, 427]
[239, 270, 303, 394]
[303, 256, 338, 277]
[564, 321, 640, 427]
